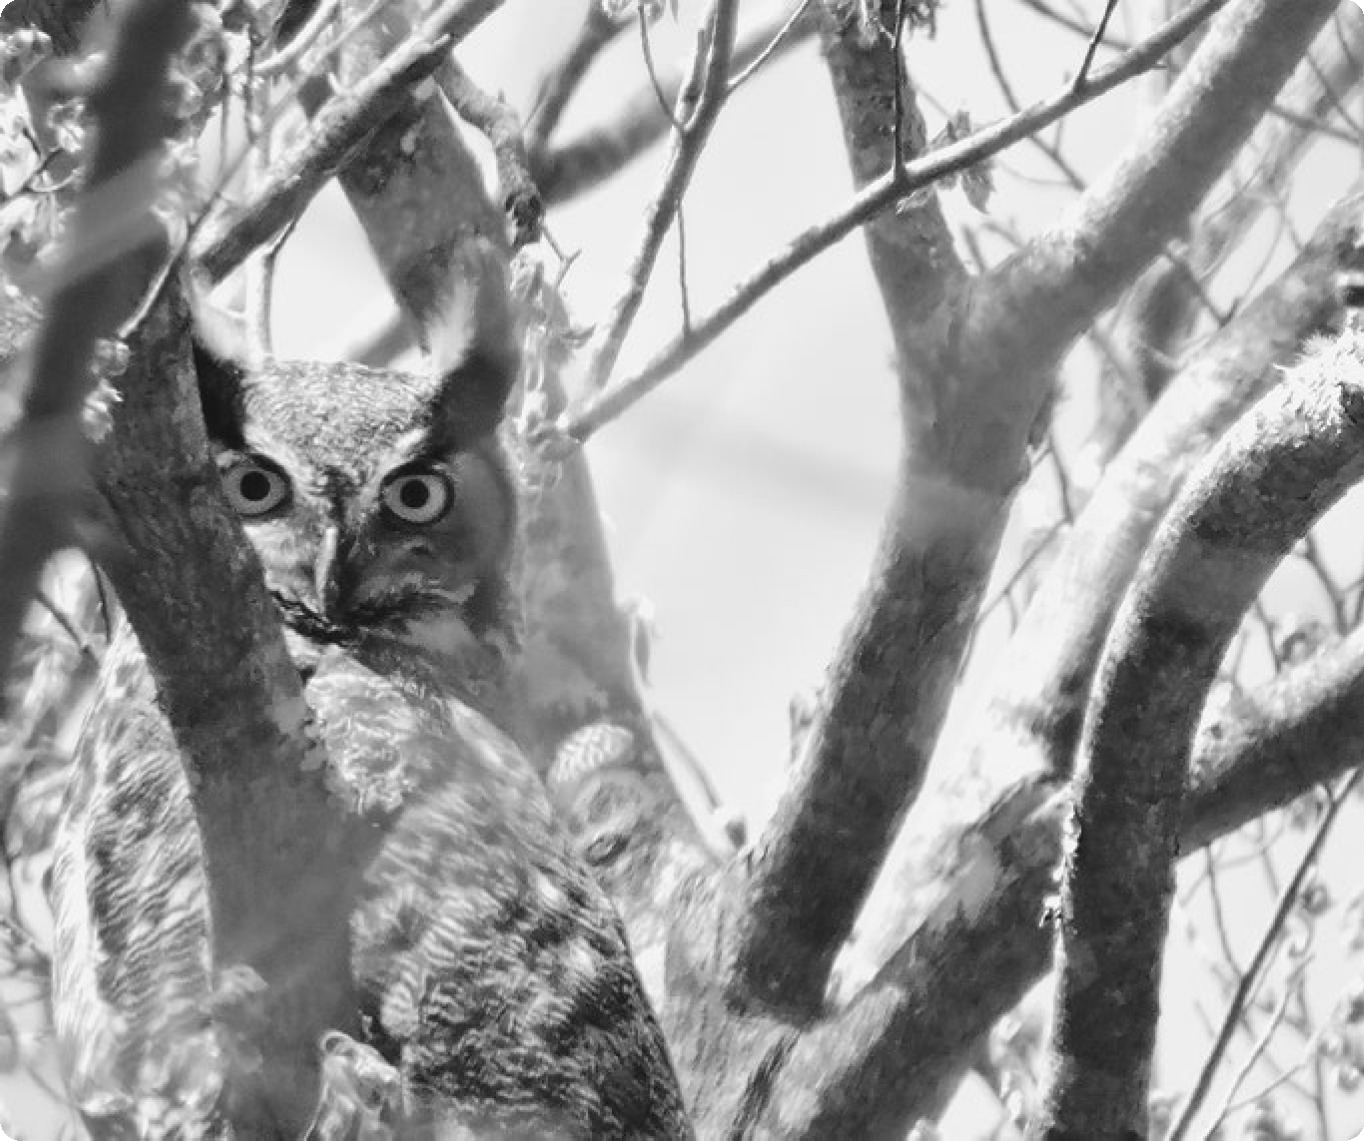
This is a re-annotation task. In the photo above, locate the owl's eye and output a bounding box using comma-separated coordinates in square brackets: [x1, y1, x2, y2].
[381, 469, 452, 525]
[222, 459, 290, 517]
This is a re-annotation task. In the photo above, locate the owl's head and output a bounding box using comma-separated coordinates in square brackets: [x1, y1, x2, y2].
[192, 329, 518, 671]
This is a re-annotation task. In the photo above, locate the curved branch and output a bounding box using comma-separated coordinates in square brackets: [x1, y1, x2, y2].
[994, 186, 1364, 780]
[716, 0, 1337, 1017]
[842, 178, 1364, 999]
[759, 538, 1364, 1137]
[1040, 334, 1364, 1136]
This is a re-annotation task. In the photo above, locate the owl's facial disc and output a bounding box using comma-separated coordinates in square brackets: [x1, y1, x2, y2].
[214, 444, 510, 660]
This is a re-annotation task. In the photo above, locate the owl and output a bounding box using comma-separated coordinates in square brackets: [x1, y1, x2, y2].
[48, 301, 693, 1138]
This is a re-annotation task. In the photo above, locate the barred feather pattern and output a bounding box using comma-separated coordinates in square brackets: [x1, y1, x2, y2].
[51, 628, 692, 1139]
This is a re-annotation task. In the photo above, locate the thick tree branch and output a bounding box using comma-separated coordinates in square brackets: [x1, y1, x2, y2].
[96, 290, 360, 1136]
[436, 58, 543, 247]
[844, 179, 1364, 995]
[718, 0, 1333, 1017]
[1039, 331, 1364, 1138]
[758, 525, 1364, 1138]
[0, 0, 183, 690]
[1, 0, 363, 1131]
[190, 0, 504, 285]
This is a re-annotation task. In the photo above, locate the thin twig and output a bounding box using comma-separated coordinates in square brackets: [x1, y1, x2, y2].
[255, 0, 341, 78]
[891, 0, 907, 178]
[537, 1, 815, 204]
[1201, 960, 1309, 1139]
[576, 0, 739, 394]
[0, 0, 192, 701]
[1073, 0, 1121, 91]
[524, 3, 623, 153]
[638, 4, 683, 129]
[1169, 770, 1361, 1141]
[191, 0, 505, 284]
[676, 206, 692, 334]
[727, 0, 812, 93]
[1015, 0, 1132, 48]
[561, 0, 1228, 441]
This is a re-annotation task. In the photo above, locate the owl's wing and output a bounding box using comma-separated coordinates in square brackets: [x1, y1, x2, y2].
[50, 626, 229, 1138]
[308, 655, 693, 1140]
[52, 635, 691, 1139]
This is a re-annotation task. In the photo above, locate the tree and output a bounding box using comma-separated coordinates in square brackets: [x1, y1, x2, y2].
[1, 0, 1363, 1136]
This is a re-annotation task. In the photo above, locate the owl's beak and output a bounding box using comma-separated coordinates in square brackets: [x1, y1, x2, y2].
[315, 525, 345, 618]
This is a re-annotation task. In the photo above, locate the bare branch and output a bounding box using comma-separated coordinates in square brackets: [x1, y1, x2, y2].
[716, 0, 1332, 1017]
[436, 58, 544, 247]
[523, 2, 624, 154]
[535, 3, 816, 205]
[190, 0, 505, 285]
[984, 183, 1363, 791]
[561, 0, 1230, 441]
[844, 180, 1364, 996]
[1168, 771, 1357, 1140]
[762, 580, 1364, 1136]
[1071, 0, 1121, 90]
[95, 288, 358, 1135]
[1040, 335, 1364, 1137]
[577, 0, 740, 393]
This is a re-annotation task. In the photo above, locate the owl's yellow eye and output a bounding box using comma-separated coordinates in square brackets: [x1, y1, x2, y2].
[381, 470, 451, 525]
[222, 459, 290, 517]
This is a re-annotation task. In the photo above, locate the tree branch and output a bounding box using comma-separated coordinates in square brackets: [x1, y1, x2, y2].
[2, 0, 367, 1130]
[523, 1, 623, 155]
[535, 2, 816, 206]
[842, 178, 1364, 997]
[1108, 9, 1364, 417]
[561, 0, 1229, 442]
[0, 0, 183, 691]
[1039, 331, 1364, 1137]
[758, 531, 1364, 1137]
[190, 0, 505, 285]
[577, 0, 740, 393]
[436, 58, 543, 247]
[717, 0, 1333, 1017]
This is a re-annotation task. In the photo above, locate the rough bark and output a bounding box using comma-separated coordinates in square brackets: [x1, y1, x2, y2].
[1039, 325, 1364, 1139]
[722, 0, 1338, 1020]
[844, 187, 1364, 1019]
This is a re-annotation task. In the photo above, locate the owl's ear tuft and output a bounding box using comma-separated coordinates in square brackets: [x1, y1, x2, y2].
[419, 240, 519, 441]
[191, 324, 248, 449]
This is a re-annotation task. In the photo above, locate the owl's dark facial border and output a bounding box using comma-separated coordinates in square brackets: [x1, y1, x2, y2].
[192, 335, 248, 450]
[424, 347, 516, 451]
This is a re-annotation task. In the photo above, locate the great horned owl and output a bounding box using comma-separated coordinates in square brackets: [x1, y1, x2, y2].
[48, 299, 692, 1138]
